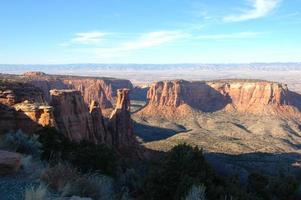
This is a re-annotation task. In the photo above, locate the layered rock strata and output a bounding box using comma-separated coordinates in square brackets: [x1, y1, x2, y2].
[0, 82, 55, 134]
[109, 89, 135, 148]
[21, 72, 133, 109]
[140, 80, 301, 119]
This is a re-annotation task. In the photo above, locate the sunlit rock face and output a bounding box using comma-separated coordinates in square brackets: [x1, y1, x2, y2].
[109, 88, 135, 148]
[50, 89, 97, 142]
[22, 71, 133, 109]
[140, 79, 301, 119]
[0, 82, 55, 134]
[50, 89, 137, 148]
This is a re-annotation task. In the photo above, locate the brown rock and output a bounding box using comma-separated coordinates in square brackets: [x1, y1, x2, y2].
[23, 71, 46, 77]
[50, 89, 96, 142]
[0, 150, 21, 175]
[0, 82, 55, 134]
[140, 80, 301, 119]
[13, 102, 56, 128]
[22, 72, 133, 109]
[109, 88, 134, 148]
[89, 100, 111, 144]
[0, 82, 45, 106]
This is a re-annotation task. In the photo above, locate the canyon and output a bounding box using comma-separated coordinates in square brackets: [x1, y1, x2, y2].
[0, 72, 135, 150]
[2, 71, 301, 174]
[0, 71, 133, 109]
[138, 79, 301, 119]
[133, 79, 301, 174]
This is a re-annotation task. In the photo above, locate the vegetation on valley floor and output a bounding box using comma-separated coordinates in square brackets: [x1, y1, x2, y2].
[1, 127, 301, 199]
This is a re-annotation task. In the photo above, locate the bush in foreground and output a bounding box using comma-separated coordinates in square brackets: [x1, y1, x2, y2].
[2, 130, 41, 157]
[36, 127, 119, 176]
[41, 163, 114, 199]
[143, 144, 251, 200]
[24, 184, 48, 200]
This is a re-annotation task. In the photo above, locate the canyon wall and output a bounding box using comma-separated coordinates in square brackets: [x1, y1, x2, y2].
[141, 80, 301, 119]
[0, 78, 136, 149]
[0, 82, 55, 134]
[21, 72, 133, 109]
[50, 89, 99, 142]
[50, 88, 135, 147]
[109, 89, 135, 148]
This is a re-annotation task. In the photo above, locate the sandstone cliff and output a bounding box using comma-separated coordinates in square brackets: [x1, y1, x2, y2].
[89, 100, 111, 144]
[50, 88, 135, 147]
[140, 80, 301, 119]
[0, 82, 55, 134]
[21, 72, 133, 109]
[50, 89, 97, 142]
[109, 88, 135, 148]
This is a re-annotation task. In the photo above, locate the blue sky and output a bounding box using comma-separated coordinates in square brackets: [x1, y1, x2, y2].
[0, 0, 300, 64]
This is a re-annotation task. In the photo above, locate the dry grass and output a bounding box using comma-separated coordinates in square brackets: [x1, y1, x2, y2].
[41, 163, 114, 199]
[24, 184, 48, 200]
[61, 173, 113, 200]
[41, 163, 79, 192]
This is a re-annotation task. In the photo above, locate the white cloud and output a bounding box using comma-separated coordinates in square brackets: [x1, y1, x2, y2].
[87, 31, 188, 57]
[224, 0, 280, 22]
[196, 32, 262, 40]
[71, 31, 108, 44]
[121, 31, 187, 50]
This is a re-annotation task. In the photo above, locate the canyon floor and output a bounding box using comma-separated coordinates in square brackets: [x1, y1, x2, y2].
[132, 108, 301, 176]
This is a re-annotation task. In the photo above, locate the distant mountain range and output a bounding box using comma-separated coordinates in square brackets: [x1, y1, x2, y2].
[1, 63, 301, 75]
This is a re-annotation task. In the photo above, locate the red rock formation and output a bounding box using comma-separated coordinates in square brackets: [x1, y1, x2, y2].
[89, 100, 111, 144]
[0, 82, 45, 106]
[140, 80, 301, 119]
[0, 150, 21, 175]
[13, 102, 56, 127]
[22, 72, 133, 109]
[23, 71, 46, 77]
[109, 89, 135, 148]
[0, 82, 55, 134]
[50, 89, 96, 142]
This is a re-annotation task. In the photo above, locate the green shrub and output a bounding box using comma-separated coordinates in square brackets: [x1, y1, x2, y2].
[37, 127, 119, 176]
[144, 144, 254, 200]
[61, 173, 114, 200]
[2, 130, 41, 157]
[117, 168, 142, 198]
[36, 126, 72, 161]
[67, 140, 119, 176]
[144, 144, 215, 200]
[41, 163, 79, 192]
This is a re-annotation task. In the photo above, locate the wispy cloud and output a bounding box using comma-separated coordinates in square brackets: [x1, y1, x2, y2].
[196, 32, 263, 40]
[121, 31, 187, 50]
[224, 0, 280, 22]
[59, 31, 108, 46]
[71, 31, 108, 44]
[83, 31, 188, 58]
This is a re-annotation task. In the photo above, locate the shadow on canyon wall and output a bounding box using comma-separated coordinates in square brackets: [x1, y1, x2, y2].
[0, 104, 42, 135]
[133, 121, 187, 142]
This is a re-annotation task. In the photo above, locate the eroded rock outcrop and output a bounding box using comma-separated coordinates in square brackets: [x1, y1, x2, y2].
[50, 88, 136, 147]
[109, 89, 135, 148]
[0, 82, 45, 106]
[89, 100, 111, 144]
[140, 80, 301, 119]
[50, 89, 97, 142]
[0, 82, 55, 134]
[21, 72, 133, 109]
